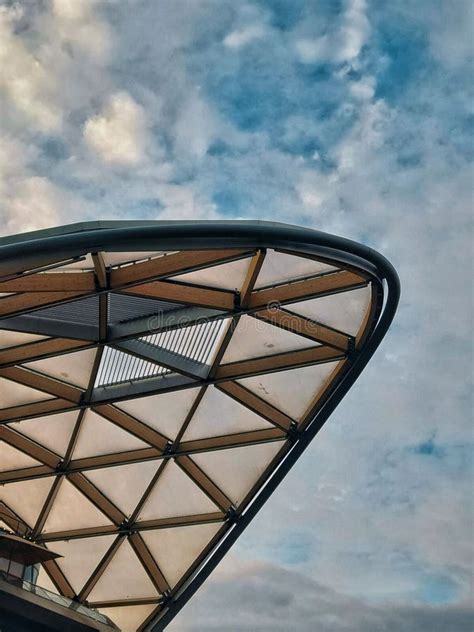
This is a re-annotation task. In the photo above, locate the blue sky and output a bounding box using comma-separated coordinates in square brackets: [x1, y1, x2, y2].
[0, 1, 472, 629]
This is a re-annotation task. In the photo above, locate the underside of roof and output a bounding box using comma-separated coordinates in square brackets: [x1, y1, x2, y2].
[0, 221, 399, 632]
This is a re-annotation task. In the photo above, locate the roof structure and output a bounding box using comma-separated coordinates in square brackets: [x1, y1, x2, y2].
[0, 221, 399, 632]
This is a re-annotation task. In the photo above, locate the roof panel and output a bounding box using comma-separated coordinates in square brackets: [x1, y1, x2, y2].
[0, 221, 397, 631]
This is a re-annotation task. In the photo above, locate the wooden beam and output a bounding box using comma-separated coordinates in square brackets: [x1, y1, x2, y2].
[179, 427, 285, 454]
[92, 405, 169, 451]
[0, 398, 76, 424]
[92, 253, 108, 290]
[0, 426, 60, 468]
[239, 250, 266, 307]
[0, 464, 52, 483]
[32, 476, 64, 537]
[68, 472, 126, 525]
[253, 309, 350, 351]
[78, 535, 125, 601]
[176, 456, 232, 513]
[129, 532, 170, 594]
[37, 512, 224, 543]
[88, 597, 162, 609]
[0, 338, 94, 368]
[216, 382, 294, 432]
[121, 280, 235, 311]
[0, 290, 91, 318]
[216, 345, 345, 380]
[0, 273, 95, 293]
[42, 557, 76, 599]
[110, 249, 252, 288]
[69, 447, 161, 473]
[248, 270, 367, 309]
[0, 366, 83, 403]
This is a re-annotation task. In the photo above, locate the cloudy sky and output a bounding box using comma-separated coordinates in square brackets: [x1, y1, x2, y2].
[0, 0, 472, 630]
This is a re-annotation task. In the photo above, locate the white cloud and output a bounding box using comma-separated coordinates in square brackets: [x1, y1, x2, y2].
[83, 92, 147, 165]
[224, 24, 266, 49]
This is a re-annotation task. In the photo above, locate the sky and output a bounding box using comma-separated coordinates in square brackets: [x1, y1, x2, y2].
[0, 0, 472, 630]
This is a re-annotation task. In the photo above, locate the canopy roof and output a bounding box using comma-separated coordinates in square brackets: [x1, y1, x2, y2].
[0, 221, 399, 632]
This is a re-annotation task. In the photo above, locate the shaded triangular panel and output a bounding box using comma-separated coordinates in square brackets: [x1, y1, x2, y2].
[72, 409, 150, 460]
[288, 285, 372, 336]
[192, 441, 285, 506]
[171, 256, 251, 291]
[0, 442, 43, 471]
[0, 477, 54, 527]
[99, 604, 157, 632]
[0, 377, 54, 408]
[254, 250, 337, 289]
[24, 348, 97, 388]
[238, 362, 340, 420]
[0, 330, 48, 349]
[8, 411, 78, 457]
[87, 539, 159, 602]
[222, 315, 319, 364]
[181, 385, 274, 441]
[42, 479, 112, 534]
[137, 460, 219, 522]
[142, 522, 222, 588]
[85, 461, 160, 517]
[115, 388, 200, 440]
[52, 535, 117, 595]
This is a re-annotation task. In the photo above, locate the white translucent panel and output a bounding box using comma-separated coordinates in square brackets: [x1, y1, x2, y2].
[238, 362, 339, 420]
[182, 386, 273, 441]
[24, 348, 97, 388]
[53, 535, 116, 594]
[0, 442, 42, 471]
[137, 460, 218, 522]
[192, 442, 284, 506]
[222, 315, 318, 364]
[88, 539, 159, 602]
[104, 251, 169, 268]
[115, 388, 200, 440]
[100, 605, 157, 632]
[36, 565, 60, 594]
[0, 477, 54, 526]
[52, 254, 94, 271]
[85, 461, 160, 517]
[288, 285, 372, 336]
[142, 523, 222, 588]
[72, 409, 149, 460]
[0, 330, 47, 349]
[254, 250, 337, 289]
[42, 479, 112, 534]
[0, 378, 53, 408]
[171, 256, 251, 291]
[9, 411, 78, 456]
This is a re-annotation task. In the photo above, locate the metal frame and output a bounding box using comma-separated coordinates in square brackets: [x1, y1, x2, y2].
[0, 220, 400, 631]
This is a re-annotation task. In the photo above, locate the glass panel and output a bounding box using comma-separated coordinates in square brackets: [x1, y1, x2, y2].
[99, 605, 157, 632]
[53, 535, 116, 594]
[24, 348, 97, 389]
[0, 442, 42, 471]
[238, 362, 340, 420]
[0, 330, 47, 349]
[115, 388, 200, 440]
[222, 315, 318, 364]
[137, 460, 219, 522]
[0, 477, 54, 527]
[254, 250, 337, 289]
[142, 522, 222, 588]
[181, 385, 273, 441]
[72, 409, 149, 460]
[8, 411, 79, 456]
[42, 479, 112, 534]
[191, 441, 285, 506]
[171, 257, 251, 291]
[87, 540, 159, 602]
[0, 378, 54, 408]
[85, 461, 160, 517]
[288, 285, 372, 336]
